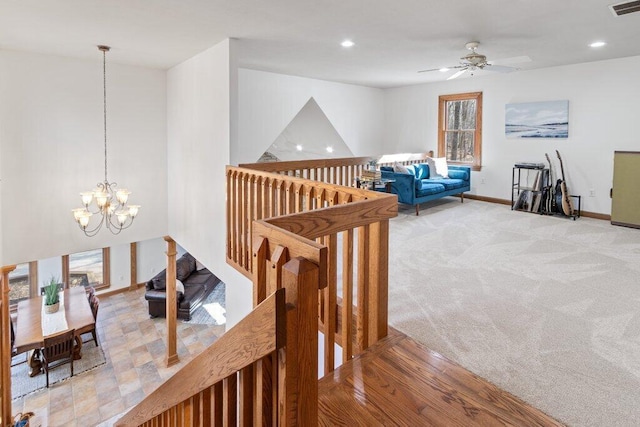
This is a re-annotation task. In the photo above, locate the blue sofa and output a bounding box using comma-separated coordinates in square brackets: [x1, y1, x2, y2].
[380, 164, 471, 215]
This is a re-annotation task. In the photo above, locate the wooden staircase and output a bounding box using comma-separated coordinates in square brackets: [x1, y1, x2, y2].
[113, 155, 562, 426]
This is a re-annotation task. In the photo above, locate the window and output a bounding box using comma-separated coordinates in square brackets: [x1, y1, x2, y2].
[8, 263, 32, 305]
[438, 92, 482, 170]
[63, 248, 110, 289]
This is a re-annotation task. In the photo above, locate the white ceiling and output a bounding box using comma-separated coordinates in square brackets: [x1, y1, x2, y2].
[1, 0, 639, 88]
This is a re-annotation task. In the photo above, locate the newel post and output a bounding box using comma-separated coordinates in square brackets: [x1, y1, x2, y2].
[164, 236, 179, 367]
[1, 265, 16, 426]
[279, 257, 319, 426]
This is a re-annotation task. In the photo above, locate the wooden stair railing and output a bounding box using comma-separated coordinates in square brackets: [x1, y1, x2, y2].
[228, 163, 397, 373]
[117, 254, 321, 426]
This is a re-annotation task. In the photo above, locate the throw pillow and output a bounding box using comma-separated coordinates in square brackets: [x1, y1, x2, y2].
[195, 259, 206, 271]
[426, 157, 449, 179]
[176, 253, 196, 281]
[413, 164, 427, 180]
[176, 279, 185, 294]
[152, 276, 166, 290]
[393, 162, 410, 174]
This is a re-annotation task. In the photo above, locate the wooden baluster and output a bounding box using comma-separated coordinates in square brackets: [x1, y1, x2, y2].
[279, 257, 319, 426]
[223, 374, 238, 426]
[239, 365, 254, 427]
[253, 237, 268, 307]
[323, 192, 338, 373]
[324, 232, 337, 374]
[342, 228, 354, 362]
[231, 170, 239, 264]
[213, 382, 223, 427]
[226, 169, 233, 260]
[202, 387, 212, 427]
[238, 173, 249, 269]
[278, 181, 286, 216]
[368, 220, 389, 346]
[356, 225, 370, 353]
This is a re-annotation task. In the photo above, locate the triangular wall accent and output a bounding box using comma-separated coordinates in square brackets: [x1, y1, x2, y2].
[258, 97, 354, 162]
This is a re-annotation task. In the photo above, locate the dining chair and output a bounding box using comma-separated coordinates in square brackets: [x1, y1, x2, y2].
[42, 328, 75, 387]
[82, 295, 100, 346]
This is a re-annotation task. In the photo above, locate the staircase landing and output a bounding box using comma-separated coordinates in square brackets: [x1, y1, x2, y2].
[318, 328, 563, 426]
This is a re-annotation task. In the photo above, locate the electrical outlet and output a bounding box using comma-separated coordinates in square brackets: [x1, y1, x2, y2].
[481, 178, 486, 184]
[119, 275, 124, 281]
[589, 189, 595, 197]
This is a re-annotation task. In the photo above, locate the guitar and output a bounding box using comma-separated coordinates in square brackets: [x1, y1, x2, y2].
[542, 153, 553, 214]
[555, 150, 574, 216]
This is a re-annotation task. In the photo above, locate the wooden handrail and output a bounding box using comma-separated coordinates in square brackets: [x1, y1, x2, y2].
[116, 288, 286, 426]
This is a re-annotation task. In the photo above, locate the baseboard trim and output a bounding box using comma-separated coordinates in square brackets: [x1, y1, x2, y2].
[466, 194, 611, 221]
[98, 283, 146, 298]
[465, 194, 511, 205]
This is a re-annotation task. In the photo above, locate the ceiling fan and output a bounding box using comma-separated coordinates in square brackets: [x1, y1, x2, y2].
[418, 41, 524, 80]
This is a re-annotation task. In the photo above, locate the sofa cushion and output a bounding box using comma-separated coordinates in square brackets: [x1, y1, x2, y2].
[380, 166, 394, 172]
[448, 169, 469, 181]
[426, 157, 449, 179]
[416, 183, 446, 197]
[176, 253, 196, 281]
[422, 178, 466, 191]
[184, 269, 213, 286]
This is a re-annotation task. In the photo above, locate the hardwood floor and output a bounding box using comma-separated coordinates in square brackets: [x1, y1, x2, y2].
[318, 328, 564, 426]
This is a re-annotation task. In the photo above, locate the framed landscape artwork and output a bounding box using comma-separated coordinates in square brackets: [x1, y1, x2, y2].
[505, 100, 569, 138]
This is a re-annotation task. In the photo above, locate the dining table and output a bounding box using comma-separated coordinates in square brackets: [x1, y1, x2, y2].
[14, 286, 95, 376]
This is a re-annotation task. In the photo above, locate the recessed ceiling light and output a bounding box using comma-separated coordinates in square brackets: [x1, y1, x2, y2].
[589, 41, 606, 48]
[439, 67, 450, 72]
[341, 40, 355, 48]
[296, 144, 303, 151]
[326, 146, 334, 153]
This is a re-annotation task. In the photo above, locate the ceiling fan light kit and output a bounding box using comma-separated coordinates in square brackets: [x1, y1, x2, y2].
[418, 41, 524, 80]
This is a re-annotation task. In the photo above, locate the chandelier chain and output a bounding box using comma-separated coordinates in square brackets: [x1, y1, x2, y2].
[103, 47, 108, 184]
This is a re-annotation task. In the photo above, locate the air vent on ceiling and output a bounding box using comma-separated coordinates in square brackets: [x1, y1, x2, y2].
[609, 0, 640, 16]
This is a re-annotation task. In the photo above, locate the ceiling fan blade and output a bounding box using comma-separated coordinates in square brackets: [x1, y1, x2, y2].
[447, 68, 468, 80]
[489, 55, 532, 66]
[484, 63, 518, 73]
[418, 65, 464, 73]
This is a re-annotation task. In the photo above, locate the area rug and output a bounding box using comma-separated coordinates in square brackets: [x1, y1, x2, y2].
[11, 344, 106, 400]
[182, 282, 226, 326]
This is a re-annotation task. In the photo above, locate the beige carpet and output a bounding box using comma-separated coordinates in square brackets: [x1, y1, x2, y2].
[388, 199, 640, 427]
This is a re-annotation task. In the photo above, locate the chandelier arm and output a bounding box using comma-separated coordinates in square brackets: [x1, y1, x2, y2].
[106, 214, 135, 230]
[78, 213, 106, 237]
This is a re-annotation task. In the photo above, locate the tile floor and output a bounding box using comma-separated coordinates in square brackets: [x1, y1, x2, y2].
[11, 287, 226, 427]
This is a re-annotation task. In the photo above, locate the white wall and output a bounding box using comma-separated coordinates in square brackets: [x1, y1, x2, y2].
[0, 50, 168, 265]
[237, 69, 386, 164]
[384, 55, 640, 215]
[109, 243, 130, 291]
[136, 237, 167, 284]
[167, 39, 250, 328]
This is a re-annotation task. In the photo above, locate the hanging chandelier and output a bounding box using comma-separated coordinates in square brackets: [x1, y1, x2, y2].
[72, 45, 140, 237]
